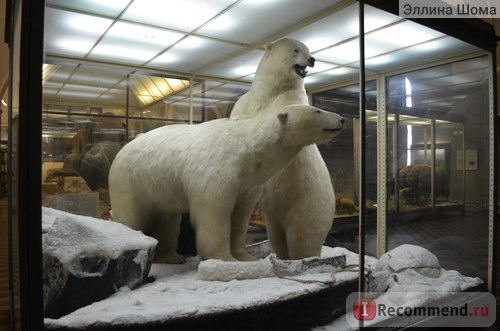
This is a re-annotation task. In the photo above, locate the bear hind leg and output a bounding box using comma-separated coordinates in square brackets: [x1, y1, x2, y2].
[230, 192, 260, 261]
[151, 213, 186, 264]
[265, 216, 289, 260]
[285, 225, 326, 260]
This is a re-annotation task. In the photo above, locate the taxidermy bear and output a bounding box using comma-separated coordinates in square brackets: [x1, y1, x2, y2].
[230, 38, 337, 259]
[109, 105, 343, 263]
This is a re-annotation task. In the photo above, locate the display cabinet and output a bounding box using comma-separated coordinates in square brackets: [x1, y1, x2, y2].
[5, 0, 497, 330]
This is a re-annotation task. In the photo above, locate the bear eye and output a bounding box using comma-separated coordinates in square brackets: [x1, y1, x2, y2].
[294, 49, 299, 53]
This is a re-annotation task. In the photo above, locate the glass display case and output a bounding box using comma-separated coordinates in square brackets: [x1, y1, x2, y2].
[312, 53, 491, 281]
[4, 0, 497, 329]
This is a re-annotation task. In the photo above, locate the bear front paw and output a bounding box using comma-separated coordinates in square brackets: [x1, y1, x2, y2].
[155, 252, 187, 264]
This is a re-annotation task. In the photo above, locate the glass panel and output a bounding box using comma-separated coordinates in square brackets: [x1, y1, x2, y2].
[42, 63, 128, 219]
[41, 67, 251, 222]
[312, 81, 376, 253]
[386, 56, 489, 281]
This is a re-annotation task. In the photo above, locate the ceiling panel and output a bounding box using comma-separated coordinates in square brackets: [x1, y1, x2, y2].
[42, 1, 483, 109]
[202, 83, 248, 100]
[199, 49, 264, 79]
[197, 0, 343, 44]
[366, 20, 444, 51]
[313, 39, 360, 65]
[44, 8, 113, 57]
[365, 37, 479, 72]
[284, 5, 360, 53]
[46, 0, 130, 17]
[307, 60, 339, 75]
[122, 0, 237, 33]
[69, 66, 130, 88]
[43, 63, 77, 83]
[305, 67, 359, 89]
[88, 22, 185, 65]
[148, 36, 246, 72]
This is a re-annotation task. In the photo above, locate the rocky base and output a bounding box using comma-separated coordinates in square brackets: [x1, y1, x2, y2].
[42, 207, 157, 319]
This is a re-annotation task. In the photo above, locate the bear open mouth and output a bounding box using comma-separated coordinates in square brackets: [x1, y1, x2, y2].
[294, 64, 308, 78]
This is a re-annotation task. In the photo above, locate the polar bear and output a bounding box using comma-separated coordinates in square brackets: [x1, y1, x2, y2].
[109, 105, 343, 263]
[230, 38, 337, 260]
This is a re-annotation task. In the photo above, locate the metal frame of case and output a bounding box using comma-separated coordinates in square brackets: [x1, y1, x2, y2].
[5, 0, 498, 329]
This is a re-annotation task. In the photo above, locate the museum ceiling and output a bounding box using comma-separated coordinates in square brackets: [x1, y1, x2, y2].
[43, 0, 483, 110]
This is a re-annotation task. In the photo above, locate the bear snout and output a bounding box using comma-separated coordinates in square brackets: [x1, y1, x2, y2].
[308, 56, 315, 67]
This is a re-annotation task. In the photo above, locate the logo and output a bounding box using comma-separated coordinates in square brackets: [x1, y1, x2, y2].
[347, 292, 496, 328]
[353, 298, 376, 320]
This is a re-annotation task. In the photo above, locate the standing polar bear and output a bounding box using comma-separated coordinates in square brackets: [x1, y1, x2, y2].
[109, 105, 343, 263]
[230, 38, 337, 260]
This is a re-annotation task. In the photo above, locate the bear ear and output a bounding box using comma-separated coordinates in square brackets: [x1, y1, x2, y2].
[278, 112, 288, 124]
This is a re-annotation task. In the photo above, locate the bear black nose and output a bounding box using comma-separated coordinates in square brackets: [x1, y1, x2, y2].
[340, 118, 345, 126]
[308, 56, 315, 67]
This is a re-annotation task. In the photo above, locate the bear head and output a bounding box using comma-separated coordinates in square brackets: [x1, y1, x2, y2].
[277, 105, 344, 146]
[260, 38, 315, 80]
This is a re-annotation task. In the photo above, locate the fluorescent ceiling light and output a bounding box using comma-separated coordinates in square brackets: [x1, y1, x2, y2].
[314, 40, 360, 64]
[57, 10, 113, 35]
[54, 39, 99, 55]
[47, 0, 130, 17]
[307, 61, 337, 74]
[150, 37, 245, 72]
[104, 22, 183, 47]
[89, 22, 185, 64]
[324, 67, 355, 76]
[44, 8, 113, 56]
[199, 0, 338, 44]
[200, 50, 263, 78]
[91, 45, 162, 63]
[367, 21, 443, 49]
[364, 5, 402, 32]
[122, 0, 235, 32]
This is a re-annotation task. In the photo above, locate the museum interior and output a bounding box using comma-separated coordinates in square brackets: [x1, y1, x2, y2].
[1, 0, 499, 329]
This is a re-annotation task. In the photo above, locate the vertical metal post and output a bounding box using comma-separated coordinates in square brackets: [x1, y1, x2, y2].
[125, 74, 130, 141]
[487, 53, 496, 292]
[431, 119, 436, 211]
[376, 74, 387, 258]
[189, 78, 194, 125]
[461, 125, 465, 213]
[358, 0, 366, 294]
[394, 114, 400, 219]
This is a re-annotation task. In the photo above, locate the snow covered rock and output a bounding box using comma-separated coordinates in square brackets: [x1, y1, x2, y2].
[42, 207, 158, 318]
[376, 244, 440, 276]
[370, 244, 441, 292]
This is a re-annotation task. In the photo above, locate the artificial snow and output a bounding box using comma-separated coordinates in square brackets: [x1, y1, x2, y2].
[315, 244, 484, 330]
[42, 207, 158, 318]
[197, 254, 347, 281]
[42, 207, 158, 268]
[42, 211, 482, 330]
[44, 246, 371, 329]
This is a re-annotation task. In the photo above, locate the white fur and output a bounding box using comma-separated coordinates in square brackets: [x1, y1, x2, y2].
[109, 105, 343, 263]
[230, 38, 338, 259]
